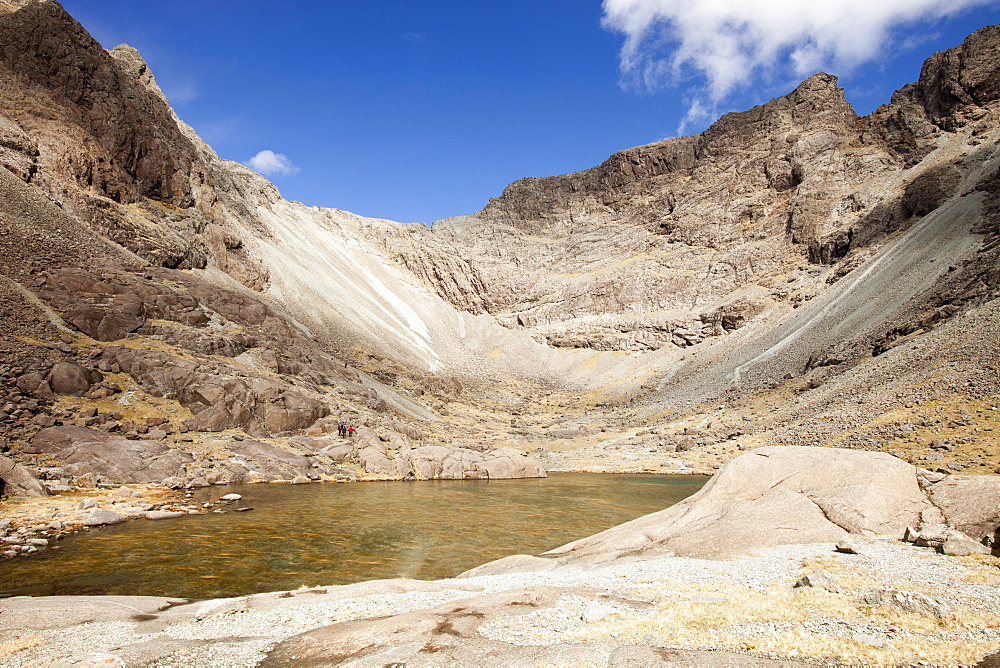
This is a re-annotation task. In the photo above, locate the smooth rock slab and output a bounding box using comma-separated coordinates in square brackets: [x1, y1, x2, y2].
[145, 510, 185, 520]
[928, 475, 1000, 539]
[543, 445, 929, 562]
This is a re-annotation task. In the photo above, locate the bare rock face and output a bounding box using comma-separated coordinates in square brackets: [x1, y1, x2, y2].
[0, 453, 47, 497]
[420, 73, 893, 350]
[0, 2, 198, 207]
[99, 346, 329, 437]
[408, 27, 1000, 354]
[543, 446, 929, 562]
[29, 426, 193, 485]
[327, 432, 546, 481]
[226, 439, 312, 482]
[0, 1, 272, 287]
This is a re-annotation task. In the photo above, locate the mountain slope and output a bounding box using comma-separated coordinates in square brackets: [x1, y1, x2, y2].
[0, 0, 997, 493]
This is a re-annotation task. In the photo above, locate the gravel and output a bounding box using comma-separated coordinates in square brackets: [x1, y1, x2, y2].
[4, 539, 1000, 666]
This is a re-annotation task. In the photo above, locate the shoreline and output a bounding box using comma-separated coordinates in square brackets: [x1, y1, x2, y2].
[2, 539, 999, 666]
[0, 467, 710, 566]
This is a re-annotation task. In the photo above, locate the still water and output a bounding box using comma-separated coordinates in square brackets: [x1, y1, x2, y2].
[0, 473, 705, 599]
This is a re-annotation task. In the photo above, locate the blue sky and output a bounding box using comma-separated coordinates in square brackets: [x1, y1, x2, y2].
[60, 0, 1000, 224]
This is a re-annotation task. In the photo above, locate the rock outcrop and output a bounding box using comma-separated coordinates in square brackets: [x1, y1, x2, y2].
[541, 446, 929, 562]
[0, 453, 46, 497]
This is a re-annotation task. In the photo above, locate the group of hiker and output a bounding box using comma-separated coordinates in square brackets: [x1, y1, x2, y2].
[338, 421, 354, 438]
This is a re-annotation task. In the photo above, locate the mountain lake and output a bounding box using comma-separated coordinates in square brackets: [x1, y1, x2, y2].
[0, 473, 706, 599]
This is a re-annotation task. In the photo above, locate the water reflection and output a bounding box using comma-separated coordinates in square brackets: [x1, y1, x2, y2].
[0, 472, 705, 599]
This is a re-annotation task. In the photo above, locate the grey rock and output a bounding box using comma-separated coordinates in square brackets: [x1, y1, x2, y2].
[941, 531, 990, 556]
[928, 475, 1000, 540]
[30, 427, 192, 485]
[544, 446, 926, 562]
[47, 361, 102, 397]
[835, 538, 864, 555]
[794, 570, 832, 588]
[145, 510, 184, 520]
[83, 509, 126, 526]
[863, 589, 952, 620]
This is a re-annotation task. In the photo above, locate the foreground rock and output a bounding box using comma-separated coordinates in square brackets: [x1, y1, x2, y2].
[2, 540, 999, 666]
[263, 587, 807, 666]
[4, 447, 1000, 665]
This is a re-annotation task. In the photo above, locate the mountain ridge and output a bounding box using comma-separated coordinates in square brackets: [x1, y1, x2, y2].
[0, 0, 996, 492]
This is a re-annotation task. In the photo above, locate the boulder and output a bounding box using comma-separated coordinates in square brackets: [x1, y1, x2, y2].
[862, 589, 952, 620]
[317, 443, 354, 463]
[794, 571, 832, 589]
[476, 447, 547, 479]
[15, 372, 53, 399]
[63, 304, 144, 341]
[47, 361, 102, 396]
[940, 531, 990, 556]
[926, 475, 1000, 540]
[84, 509, 126, 526]
[99, 347, 328, 437]
[357, 445, 395, 476]
[544, 446, 929, 562]
[0, 454, 49, 497]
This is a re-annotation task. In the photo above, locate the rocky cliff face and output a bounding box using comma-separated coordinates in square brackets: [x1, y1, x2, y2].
[417, 29, 1000, 354]
[0, 1, 997, 499]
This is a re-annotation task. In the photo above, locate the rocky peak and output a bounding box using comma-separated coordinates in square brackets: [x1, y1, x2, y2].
[108, 44, 168, 107]
[0, 0, 199, 207]
[913, 24, 1000, 130]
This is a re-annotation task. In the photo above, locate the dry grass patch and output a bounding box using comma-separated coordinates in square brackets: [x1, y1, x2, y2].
[734, 629, 999, 665]
[566, 582, 1000, 664]
[0, 635, 45, 657]
[56, 372, 194, 426]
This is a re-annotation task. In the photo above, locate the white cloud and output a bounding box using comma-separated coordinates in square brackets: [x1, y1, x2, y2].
[602, 0, 994, 112]
[245, 150, 300, 177]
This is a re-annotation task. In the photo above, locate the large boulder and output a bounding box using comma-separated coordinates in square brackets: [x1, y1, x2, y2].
[926, 475, 1000, 540]
[544, 446, 928, 562]
[100, 347, 328, 437]
[47, 361, 102, 396]
[0, 454, 48, 497]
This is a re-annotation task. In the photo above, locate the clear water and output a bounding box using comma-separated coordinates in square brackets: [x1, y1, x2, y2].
[0, 472, 705, 599]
